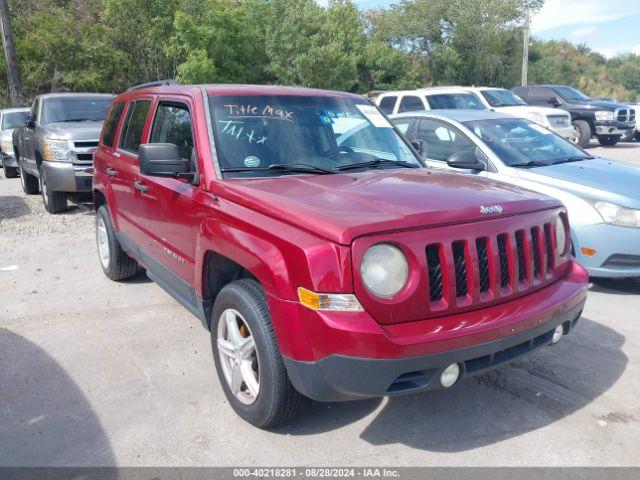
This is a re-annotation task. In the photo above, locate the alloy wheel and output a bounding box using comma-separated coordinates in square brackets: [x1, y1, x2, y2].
[96, 216, 110, 269]
[217, 308, 260, 405]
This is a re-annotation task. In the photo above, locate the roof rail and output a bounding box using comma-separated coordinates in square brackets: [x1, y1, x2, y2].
[127, 79, 178, 91]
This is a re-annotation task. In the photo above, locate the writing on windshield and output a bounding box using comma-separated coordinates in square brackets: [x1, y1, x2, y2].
[209, 94, 419, 177]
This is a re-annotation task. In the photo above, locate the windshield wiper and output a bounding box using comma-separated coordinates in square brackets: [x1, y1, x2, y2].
[334, 158, 419, 172]
[221, 163, 334, 175]
[510, 160, 551, 168]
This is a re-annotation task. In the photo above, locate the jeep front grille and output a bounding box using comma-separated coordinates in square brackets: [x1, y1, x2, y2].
[452, 241, 469, 297]
[424, 220, 558, 306]
[426, 244, 443, 301]
[476, 238, 490, 293]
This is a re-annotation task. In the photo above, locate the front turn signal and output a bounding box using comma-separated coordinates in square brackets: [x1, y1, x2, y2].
[297, 287, 364, 312]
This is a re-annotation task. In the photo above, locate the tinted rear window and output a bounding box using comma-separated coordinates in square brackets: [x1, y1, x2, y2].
[378, 96, 397, 114]
[102, 102, 124, 148]
[398, 96, 424, 112]
[426, 93, 485, 110]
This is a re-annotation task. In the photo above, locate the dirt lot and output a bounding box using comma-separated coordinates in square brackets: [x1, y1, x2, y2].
[1, 142, 640, 467]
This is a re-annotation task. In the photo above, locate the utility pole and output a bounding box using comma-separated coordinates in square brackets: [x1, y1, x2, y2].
[0, 0, 22, 106]
[521, 2, 530, 87]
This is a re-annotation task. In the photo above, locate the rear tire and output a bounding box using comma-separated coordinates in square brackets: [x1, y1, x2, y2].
[572, 120, 591, 148]
[597, 135, 620, 147]
[211, 278, 306, 428]
[39, 167, 67, 213]
[19, 162, 39, 194]
[96, 205, 139, 281]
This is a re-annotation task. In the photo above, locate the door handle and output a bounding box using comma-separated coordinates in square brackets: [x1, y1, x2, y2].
[106, 167, 117, 177]
[133, 181, 148, 193]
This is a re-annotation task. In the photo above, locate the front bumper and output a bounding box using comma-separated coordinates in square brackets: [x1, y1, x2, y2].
[595, 120, 635, 136]
[1, 152, 17, 168]
[41, 161, 93, 193]
[273, 262, 588, 402]
[573, 223, 640, 277]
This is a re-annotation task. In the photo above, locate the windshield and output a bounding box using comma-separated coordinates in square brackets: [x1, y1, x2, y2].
[209, 94, 420, 177]
[426, 93, 485, 110]
[464, 118, 591, 167]
[1, 111, 29, 130]
[554, 86, 591, 102]
[481, 89, 527, 107]
[41, 97, 113, 124]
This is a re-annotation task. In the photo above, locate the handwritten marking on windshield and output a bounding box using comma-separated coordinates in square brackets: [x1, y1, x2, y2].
[219, 120, 268, 145]
[223, 104, 294, 121]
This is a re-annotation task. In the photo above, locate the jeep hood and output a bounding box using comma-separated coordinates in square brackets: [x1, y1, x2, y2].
[217, 169, 560, 245]
[43, 121, 104, 141]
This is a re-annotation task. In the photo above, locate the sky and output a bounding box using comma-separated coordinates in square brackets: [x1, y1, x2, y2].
[318, 0, 640, 58]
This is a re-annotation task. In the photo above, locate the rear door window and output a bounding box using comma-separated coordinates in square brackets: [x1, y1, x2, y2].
[119, 100, 152, 155]
[150, 102, 194, 160]
[379, 96, 398, 114]
[398, 96, 425, 112]
[102, 102, 125, 148]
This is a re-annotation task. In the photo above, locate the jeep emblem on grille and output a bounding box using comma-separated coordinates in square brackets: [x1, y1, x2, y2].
[480, 205, 504, 214]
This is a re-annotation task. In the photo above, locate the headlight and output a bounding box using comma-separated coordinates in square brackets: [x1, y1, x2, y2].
[595, 201, 640, 228]
[555, 216, 567, 255]
[528, 112, 547, 126]
[0, 138, 13, 156]
[594, 111, 614, 121]
[361, 243, 409, 298]
[43, 138, 72, 162]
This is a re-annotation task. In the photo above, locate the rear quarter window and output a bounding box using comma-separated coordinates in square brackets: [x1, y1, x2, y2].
[102, 102, 125, 148]
[119, 100, 152, 155]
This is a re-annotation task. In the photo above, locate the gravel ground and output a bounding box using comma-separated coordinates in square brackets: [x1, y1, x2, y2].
[1, 145, 639, 467]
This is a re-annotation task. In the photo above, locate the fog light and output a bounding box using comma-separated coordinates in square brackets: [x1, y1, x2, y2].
[551, 325, 564, 344]
[440, 363, 460, 388]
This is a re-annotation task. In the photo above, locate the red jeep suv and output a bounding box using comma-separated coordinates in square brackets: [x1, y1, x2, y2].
[93, 82, 588, 428]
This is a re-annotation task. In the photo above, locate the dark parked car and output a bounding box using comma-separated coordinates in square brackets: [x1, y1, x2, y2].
[512, 85, 635, 148]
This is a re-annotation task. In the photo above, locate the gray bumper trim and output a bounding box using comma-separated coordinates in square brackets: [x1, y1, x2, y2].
[283, 300, 585, 402]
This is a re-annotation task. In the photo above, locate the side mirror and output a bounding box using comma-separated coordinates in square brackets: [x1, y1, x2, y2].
[548, 96, 562, 107]
[410, 140, 424, 154]
[446, 151, 486, 171]
[139, 143, 193, 180]
[26, 116, 36, 129]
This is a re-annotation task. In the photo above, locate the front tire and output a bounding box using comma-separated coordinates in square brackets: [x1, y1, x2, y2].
[211, 279, 305, 428]
[39, 167, 67, 213]
[96, 205, 139, 281]
[597, 135, 620, 147]
[19, 162, 39, 194]
[572, 120, 591, 148]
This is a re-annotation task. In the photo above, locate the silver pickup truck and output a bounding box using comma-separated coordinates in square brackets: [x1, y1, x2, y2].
[13, 93, 114, 213]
